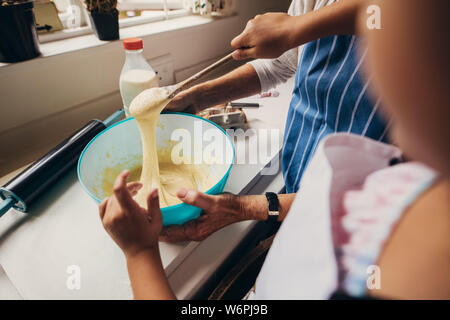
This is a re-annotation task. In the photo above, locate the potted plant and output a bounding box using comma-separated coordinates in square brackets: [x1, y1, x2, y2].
[85, 0, 119, 41]
[0, 0, 41, 63]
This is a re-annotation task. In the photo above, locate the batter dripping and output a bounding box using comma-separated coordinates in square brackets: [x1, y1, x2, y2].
[129, 87, 213, 208]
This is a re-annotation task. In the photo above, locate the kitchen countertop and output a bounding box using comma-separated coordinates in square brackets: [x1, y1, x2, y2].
[0, 78, 294, 299]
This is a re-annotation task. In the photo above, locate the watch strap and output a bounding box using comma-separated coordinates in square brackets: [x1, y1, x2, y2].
[265, 192, 279, 222]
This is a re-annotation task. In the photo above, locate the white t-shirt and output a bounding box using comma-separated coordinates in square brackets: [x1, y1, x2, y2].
[249, 0, 336, 92]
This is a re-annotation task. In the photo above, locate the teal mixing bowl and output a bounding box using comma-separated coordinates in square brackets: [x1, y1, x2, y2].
[77, 112, 235, 226]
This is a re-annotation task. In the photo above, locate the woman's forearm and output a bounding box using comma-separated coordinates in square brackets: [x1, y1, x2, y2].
[126, 248, 176, 300]
[290, 0, 367, 48]
[192, 63, 261, 109]
[239, 193, 297, 222]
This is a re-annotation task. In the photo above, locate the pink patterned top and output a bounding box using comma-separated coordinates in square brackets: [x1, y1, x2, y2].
[338, 162, 437, 296]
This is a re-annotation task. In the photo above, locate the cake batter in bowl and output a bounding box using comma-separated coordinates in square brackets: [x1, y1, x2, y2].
[77, 113, 235, 226]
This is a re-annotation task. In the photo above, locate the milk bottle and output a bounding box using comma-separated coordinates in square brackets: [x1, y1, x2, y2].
[119, 38, 159, 117]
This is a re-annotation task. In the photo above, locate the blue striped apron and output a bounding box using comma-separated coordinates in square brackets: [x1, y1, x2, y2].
[282, 35, 389, 193]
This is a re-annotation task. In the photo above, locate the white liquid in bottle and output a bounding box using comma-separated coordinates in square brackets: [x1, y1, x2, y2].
[120, 69, 159, 114]
[119, 38, 159, 117]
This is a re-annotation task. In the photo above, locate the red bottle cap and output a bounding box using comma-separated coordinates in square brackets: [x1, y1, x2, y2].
[123, 38, 143, 50]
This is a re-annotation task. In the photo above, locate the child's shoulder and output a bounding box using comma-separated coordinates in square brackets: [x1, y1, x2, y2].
[371, 177, 450, 299]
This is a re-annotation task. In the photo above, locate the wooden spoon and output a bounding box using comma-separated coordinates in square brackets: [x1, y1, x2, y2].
[167, 52, 234, 99]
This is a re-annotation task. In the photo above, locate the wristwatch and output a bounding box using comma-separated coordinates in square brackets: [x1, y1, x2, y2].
[265, 192, 280, 222]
